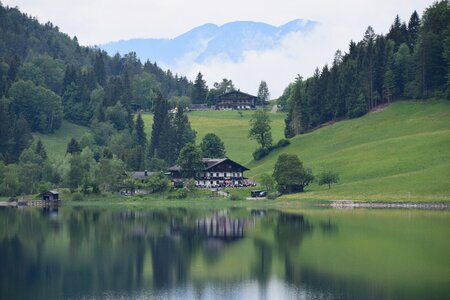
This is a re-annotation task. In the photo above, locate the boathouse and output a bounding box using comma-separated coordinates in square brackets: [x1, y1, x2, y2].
[42, 190, 59, 202]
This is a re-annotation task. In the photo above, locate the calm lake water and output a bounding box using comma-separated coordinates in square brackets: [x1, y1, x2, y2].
[0, 206, 449, 300]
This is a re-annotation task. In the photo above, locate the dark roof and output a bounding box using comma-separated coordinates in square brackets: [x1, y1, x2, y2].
[43, 190, 59, 195]
[130, 171, 157, 180]
[167, 158, 249, 172]
[215, 90, 257, 100]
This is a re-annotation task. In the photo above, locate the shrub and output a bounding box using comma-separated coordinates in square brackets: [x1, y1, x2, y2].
[276, 139, 290, 148]
[229, 193, 244, 201]
[253, 139, 291, 161]
[71, 192, 84, 201]
[267, 192, 281, 200]
[144, 173, 170, 193]
[252, 147, 270, 160]
[176, 188, 188, 199]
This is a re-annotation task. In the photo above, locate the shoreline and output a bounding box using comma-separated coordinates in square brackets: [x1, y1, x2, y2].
[326, 200, 450, 209]
[2, 198, 450, 210]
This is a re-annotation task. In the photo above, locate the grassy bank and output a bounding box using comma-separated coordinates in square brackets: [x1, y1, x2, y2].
[249, 100, 450, 202]
[141, 110, 286, 164]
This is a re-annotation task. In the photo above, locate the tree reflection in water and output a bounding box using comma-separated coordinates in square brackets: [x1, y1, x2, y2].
[0, 207, 447, 300]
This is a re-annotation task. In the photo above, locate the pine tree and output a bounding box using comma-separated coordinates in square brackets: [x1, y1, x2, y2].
[191, 72, 208, 104]
[94, 52, 106, 86]
[257, 81, 270, 105]
[0, 99, 13, 161]
[149, 92, 171, 159]
[407, 11, 421, 50]
[134, 113, 147, 147]
[35, 139, 47, 161]
[171, 104, 196, 162]
[66, 138, 81, 154]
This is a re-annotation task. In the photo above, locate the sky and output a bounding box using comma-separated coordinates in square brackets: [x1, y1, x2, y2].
[3, 0, 434, 97]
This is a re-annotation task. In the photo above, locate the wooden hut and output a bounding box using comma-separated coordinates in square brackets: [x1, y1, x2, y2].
[42, 190, 59, 202]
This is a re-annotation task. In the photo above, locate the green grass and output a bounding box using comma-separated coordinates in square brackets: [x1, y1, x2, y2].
[141, 110, 286, 165]
[34, 121, 90, 160]
[248, 100, 450, 202]
[35, 101, 450, 202]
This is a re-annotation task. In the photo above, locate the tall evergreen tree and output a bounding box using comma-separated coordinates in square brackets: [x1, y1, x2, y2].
[149, 92, 171, 160]
[66, 138, 81, 154]
[407, 11, 421, 50]
[387, 15, 408, 50]
[94, 52, 106, 86]
[191, 72, 208, 104]
[134, 113, 146, 147]
[257, 80, 270, 105]
[35, 139, 47, 161]
[171, 104, 196, 162]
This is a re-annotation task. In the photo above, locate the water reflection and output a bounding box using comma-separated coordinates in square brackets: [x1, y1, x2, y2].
[0, 207, 448, 300]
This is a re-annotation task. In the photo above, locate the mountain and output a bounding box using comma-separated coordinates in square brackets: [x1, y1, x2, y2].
[100, 19, 316, 67]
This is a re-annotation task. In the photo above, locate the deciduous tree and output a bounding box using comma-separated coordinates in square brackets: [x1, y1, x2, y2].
[273, 154, 314, 193]
[249, 109, 272, 150]
[318, 170, 340, 189]
[200, 133, 226, 158]
[177, 143, 203, 178]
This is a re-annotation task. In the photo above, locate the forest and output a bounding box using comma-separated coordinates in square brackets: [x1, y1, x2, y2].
[282, 1, 450, 137]
[0, 2, 206, 195]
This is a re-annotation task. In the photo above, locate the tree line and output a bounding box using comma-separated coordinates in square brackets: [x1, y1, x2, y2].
[282, 1, 450, 137]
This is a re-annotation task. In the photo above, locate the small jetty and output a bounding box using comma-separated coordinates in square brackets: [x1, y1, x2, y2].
[0, 190, 60, 208]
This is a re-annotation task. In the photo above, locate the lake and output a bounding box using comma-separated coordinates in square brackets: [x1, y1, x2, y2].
[0, 206, 449, 300]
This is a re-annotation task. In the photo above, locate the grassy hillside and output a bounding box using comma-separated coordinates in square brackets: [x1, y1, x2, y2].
[35, 101, 450, 202]
[248, 100, 450, 202]
[34, 121, 90, 160]
[141, 110, 286, 164]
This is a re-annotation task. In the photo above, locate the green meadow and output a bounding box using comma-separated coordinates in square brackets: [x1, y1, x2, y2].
[140, 110, 286, 165]
[249, 100, 450, 202]
[37, 100, 450, 202]
[34, 120, 89, 159]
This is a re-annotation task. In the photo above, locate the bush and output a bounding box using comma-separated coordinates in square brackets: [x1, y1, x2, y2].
[267, 192, 281, 200]
[276, 139, 290, 148]
[229, 193, 244, 201]
[71, 192, 84, 201]
[144, 173, 170, 193]
[176, 188, 188, 199]
[253, 139, 291, 161]
[252, 147, 270, 160]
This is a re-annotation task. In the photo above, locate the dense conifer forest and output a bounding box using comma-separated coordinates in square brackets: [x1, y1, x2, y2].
[282, 1, 450, 137]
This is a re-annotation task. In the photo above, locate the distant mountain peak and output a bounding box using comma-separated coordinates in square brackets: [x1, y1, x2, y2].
[100, 19, 316, 67]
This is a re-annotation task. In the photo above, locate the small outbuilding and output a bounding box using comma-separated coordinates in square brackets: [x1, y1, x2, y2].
[42, 190, 59, 202]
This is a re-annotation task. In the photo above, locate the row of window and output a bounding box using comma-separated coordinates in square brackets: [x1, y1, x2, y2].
[202, 172, 242, 177]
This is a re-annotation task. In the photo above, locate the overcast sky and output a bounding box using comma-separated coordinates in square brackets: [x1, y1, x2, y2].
[3, 0, 434, 97]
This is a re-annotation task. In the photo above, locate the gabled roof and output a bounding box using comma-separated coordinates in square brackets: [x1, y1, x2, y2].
[129, 171, 158, 180]
[44, 190, 59, 195]
[215, 90, 257, 99]
[167, 158, 249, 172]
